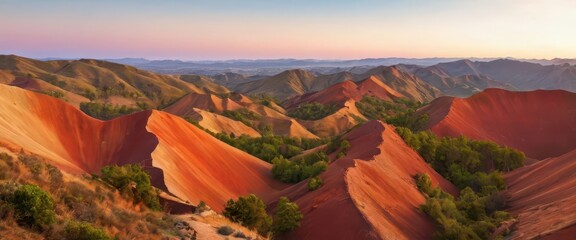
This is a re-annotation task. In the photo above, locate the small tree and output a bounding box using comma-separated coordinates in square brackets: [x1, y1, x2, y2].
[223, 194, 272, 235]
[272, 197, 303, 233]
[307, 176, 323, 191]
[12, 184, 56, 228]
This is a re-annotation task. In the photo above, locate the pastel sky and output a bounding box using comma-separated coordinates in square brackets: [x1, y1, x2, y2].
[1, 0, 575, 60]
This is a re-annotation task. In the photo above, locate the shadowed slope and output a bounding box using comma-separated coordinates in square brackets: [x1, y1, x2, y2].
[281, 121, 457, 240]
[423, 88, 576, 159]
[505, 149, 576, 239]
[0, 84, 282, 211]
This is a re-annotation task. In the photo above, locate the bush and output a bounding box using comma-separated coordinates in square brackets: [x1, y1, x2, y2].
[222, 194, 272, 234]
[64, 220, 111, 240]
[217, 225, 235, 236]
[272, 197, 303, 233]
[12, 184, 56, 228]
[100, 164, 161, 210]
[307, 177, 323, 191]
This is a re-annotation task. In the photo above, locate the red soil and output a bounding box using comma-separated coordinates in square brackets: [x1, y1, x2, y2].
[284, 76, 403, 109]
[0, 84, 282, 211]
[164, 92, 242, 115]
[504, 149, 576, 239]
[280, 121, 457, 240]
[423, 88, 576, 159]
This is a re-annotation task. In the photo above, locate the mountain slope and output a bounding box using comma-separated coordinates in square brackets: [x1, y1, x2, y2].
[0, 55, 227, 108]
[422, 88, 576, 160]
[357, 66, 442, 102]
[234, 69, 317, 100]
[0, 84, 283, 211]
[280, 121, 457, 239]
[505, 149, 576, 239]
[284, 76, 403, 109]
[414, 66, 514, 97]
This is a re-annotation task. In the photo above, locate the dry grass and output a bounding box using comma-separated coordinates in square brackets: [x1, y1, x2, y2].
[0, 149, 187, 240]
[186, 213, 268, 240]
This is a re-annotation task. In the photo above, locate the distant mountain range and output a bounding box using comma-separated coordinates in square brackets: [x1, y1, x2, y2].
[35, 57, 576, 76]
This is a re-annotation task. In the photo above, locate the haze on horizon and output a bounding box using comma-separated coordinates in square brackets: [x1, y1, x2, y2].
[1, 0, 575, 60]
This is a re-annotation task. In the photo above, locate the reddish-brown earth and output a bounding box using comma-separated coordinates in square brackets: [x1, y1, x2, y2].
[504, 149, 576, 239]
[279, 121, 457, 240]
[164, 92, 243, 115]
[284, 76, 403, 109]
[423, 88, 576, 159]
[0, 84, 283, 211]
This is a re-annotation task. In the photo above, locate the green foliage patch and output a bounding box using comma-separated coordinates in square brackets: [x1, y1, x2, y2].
[100, 164, 161, 210]
[356, 96, 429, 131]
[287, 102, 338, 120]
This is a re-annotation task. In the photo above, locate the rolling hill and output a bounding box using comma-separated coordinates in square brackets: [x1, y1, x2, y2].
[0, 83, 284, 211]
[277, 121, 457, 240]
[422, 88, 576, 160]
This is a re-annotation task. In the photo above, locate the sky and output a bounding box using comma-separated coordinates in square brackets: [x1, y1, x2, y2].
[1, 0, 575, 60]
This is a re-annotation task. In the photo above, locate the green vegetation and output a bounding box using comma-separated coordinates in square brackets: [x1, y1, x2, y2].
[356, 96, 429, 131]
[249, 94, 281, 107]
[80, 102, 141, 120]
[223, 194, 303, 236]
[397, 128, 524, 191]
[0, 151, 187, 239]
[100, 164, 161, 210]
[213, 134, 328, 162]
[223, 194, 272, 235]
[64, 220, 111, 240]
[307, 176, 323, 191]
[41, 90, 65, 99]
[222, 108, 261, 127]
[10, 184, 56, 229]
[272, 197, 304, 233]
[398, 127, 523, 239]
[272, 155, 328, 183]
[416, 174, 511, 240]
[288, 102, 338, 120]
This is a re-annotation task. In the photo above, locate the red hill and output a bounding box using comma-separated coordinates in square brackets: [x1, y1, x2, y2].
[423, 88, 576, 160]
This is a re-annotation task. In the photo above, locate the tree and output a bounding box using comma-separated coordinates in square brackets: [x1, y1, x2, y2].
[223, 194, 272, 234]
[273, 197, 303, 233]
[12, 184, 56, 228]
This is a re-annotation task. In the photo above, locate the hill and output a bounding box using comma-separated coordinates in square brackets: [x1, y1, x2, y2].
[422, 88, 576, 160]
[356, 66, 442, 102]
[277, 121, 457, 239]
[0, 55, 228, 108]
[284, 76, 403, 109]
[426, 59, 576, 92]
[0, 84, 283, 211]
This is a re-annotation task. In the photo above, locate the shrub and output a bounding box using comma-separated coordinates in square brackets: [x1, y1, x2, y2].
[18, 154, 43, 177]
[217, 225, 235, 236]
[222, 194, 272, 234]
[356, 96, 428, 131]
[100, 164, 161, 210]
[64, 220, 111, 240]
[307, 176, 323, 191]
[272, 197, 303, 233]
[12, 184, 56, 228]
